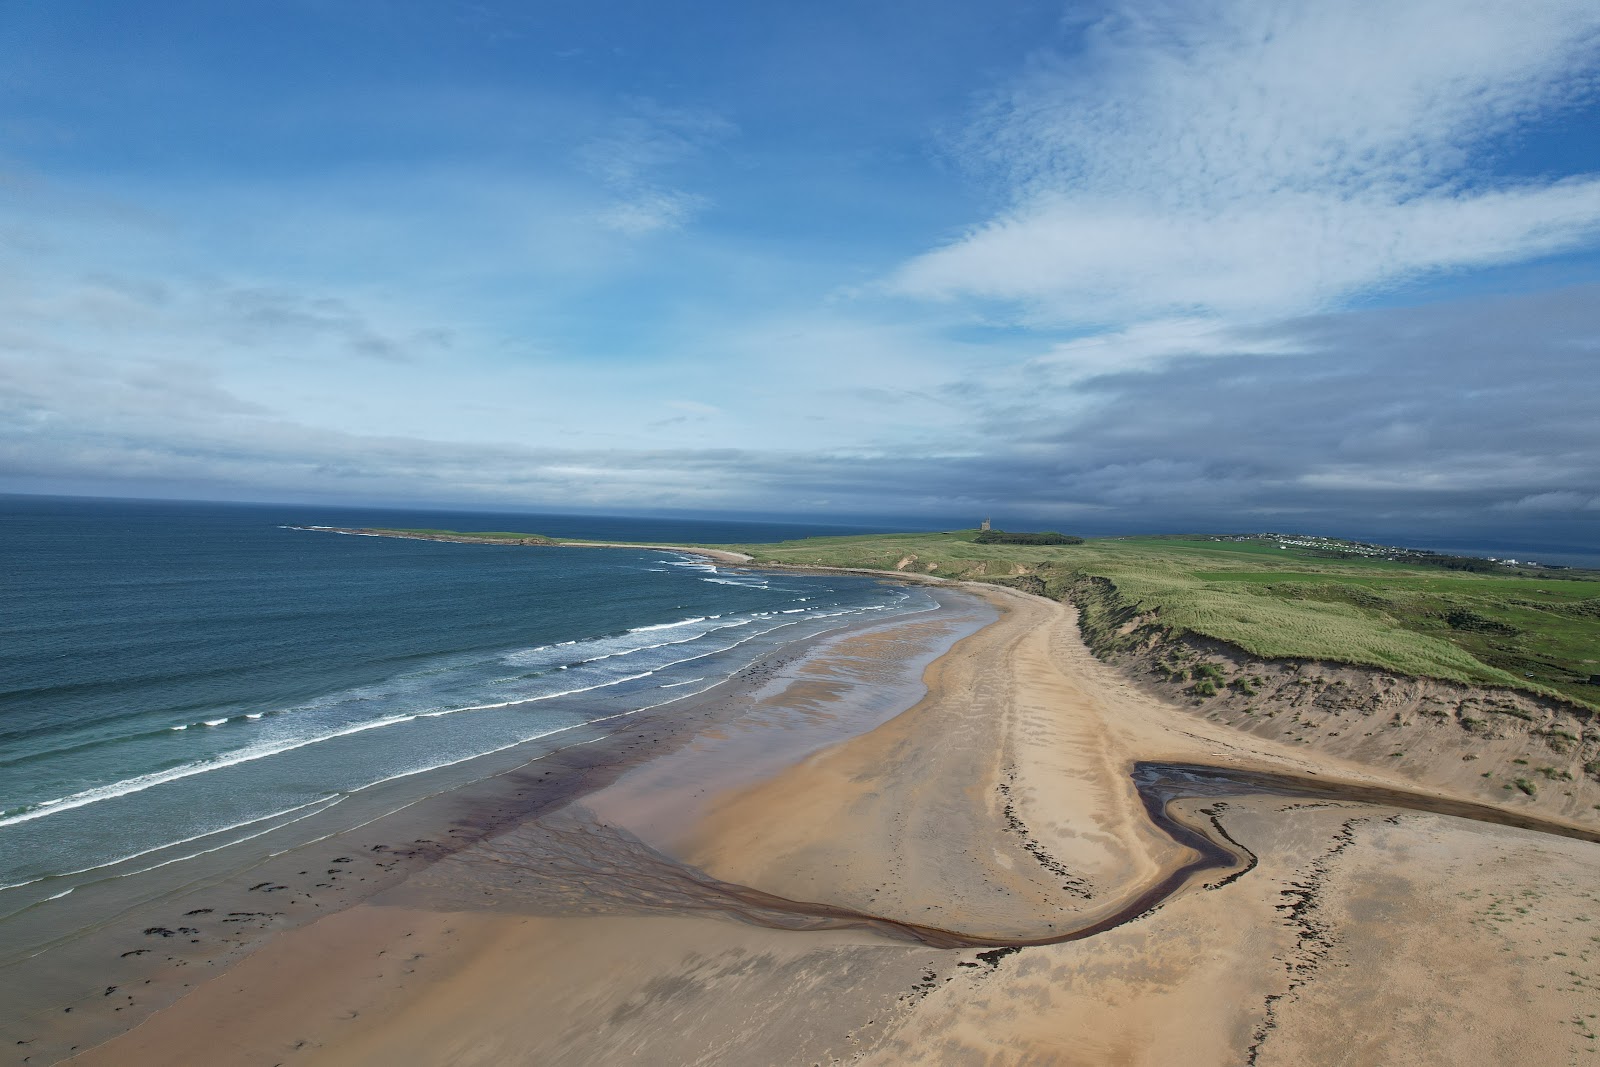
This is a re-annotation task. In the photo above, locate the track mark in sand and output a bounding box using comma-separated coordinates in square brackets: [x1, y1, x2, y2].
[997, 771, 1094, 899]
[1244, 813, 1398, 1066]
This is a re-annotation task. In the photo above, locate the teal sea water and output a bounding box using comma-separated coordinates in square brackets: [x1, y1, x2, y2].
[0, 496, 933, 910]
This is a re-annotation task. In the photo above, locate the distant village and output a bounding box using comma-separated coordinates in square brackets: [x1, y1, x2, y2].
[1207, 533, 1549, 570]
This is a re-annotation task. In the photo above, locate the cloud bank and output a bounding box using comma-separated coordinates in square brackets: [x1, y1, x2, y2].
[6, 284, 1597, 540]
[893, 0, 1600, 322]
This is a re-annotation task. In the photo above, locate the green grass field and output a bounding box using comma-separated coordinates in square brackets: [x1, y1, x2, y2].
[722, 531, 1600, 709]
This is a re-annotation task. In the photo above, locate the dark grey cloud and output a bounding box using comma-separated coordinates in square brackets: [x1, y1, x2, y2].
[919, 283, 1600, 540]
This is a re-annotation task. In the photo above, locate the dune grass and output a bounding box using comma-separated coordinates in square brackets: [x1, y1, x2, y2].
[723, 531, 1600, 708]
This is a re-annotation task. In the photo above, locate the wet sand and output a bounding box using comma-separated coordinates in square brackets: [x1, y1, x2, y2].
[5, 587, 985, 1065]
[59, 586, 1600, 1065]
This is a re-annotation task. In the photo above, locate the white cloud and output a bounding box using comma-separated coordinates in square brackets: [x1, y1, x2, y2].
[580, 100, 735, 236]
[596, 188, 707, 236]
[1031, 316, 1301, 383]
[891, 0, 1600, 322]
[1493, 491, 1600, 513]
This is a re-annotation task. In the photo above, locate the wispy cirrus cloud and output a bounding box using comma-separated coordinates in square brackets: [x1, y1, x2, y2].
[579, 100, 736, 235]
[891, 0, 1600, 323]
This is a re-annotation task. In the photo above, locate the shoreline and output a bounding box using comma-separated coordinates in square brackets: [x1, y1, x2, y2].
[56, 584, 1600, 1065]
[291, 523, 1600, 836]
[287, 526, 758, 564]
[291, 523, 988, 593]
[4, 584, 983, 1064]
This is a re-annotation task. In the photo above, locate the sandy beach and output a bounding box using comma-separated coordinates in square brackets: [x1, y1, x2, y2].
[54, 583, 1600, 1066]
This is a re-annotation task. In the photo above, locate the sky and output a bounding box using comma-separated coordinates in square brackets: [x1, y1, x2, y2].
[2, 0, 1599, 545]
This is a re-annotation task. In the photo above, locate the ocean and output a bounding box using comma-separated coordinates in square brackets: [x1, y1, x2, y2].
[0, 496, 935, 928]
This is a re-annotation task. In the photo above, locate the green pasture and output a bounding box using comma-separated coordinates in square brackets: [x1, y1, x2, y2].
[725, 531, 1600, 709]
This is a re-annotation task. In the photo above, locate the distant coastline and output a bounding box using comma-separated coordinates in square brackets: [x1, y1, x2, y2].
[287, 525, 756, 564]
[293, 523, 1600, 710]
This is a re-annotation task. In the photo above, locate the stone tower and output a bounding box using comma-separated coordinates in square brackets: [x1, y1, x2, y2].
[980, 517, 991, 531]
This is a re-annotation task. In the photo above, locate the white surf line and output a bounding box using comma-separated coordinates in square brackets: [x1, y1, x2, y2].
[568, 618, 766, 666]
[543, 619, 755, 669]
[320, 675, 727, 798]
[242, 696, 727, 866]
[301, 595, 946, 818]
[249, 621, 852, 828]
[2, 618, 808, 831]
[287, 526, 386, 537]
[448, 596, 919, 729]
[3, 600, 949, 954]
[420, 617, 815, 719]
[415, 670, 658, 718]
[0, 796, 335, 895]
[626, 615, 717, 633]
[322, 675, 735, 804]
[0, 601, 924, 834]
[0, 704, 281, 766]
[0, 796, 347, 929]
[118, 796, 347, 880]
[604, 601, 942, 694]
[0, 714, 420, 829]
[502, 617, 745, 668]
[0, 627, 775, 829]
[4, 698, 736, 962]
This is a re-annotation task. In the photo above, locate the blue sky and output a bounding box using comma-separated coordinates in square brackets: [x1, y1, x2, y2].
[3, 0, 1599, 543]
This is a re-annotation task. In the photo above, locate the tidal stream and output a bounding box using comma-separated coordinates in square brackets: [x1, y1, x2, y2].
[398, 760, 1600, 951]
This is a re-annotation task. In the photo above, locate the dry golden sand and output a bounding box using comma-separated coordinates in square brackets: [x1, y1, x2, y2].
[70, 588, 1600, 1066]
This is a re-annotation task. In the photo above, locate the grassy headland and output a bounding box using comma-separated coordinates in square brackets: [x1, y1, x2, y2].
[726, 530, 1600, 710]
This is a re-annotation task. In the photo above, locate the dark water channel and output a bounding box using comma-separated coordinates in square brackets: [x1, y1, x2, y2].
[410, 761, 1600, 951]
